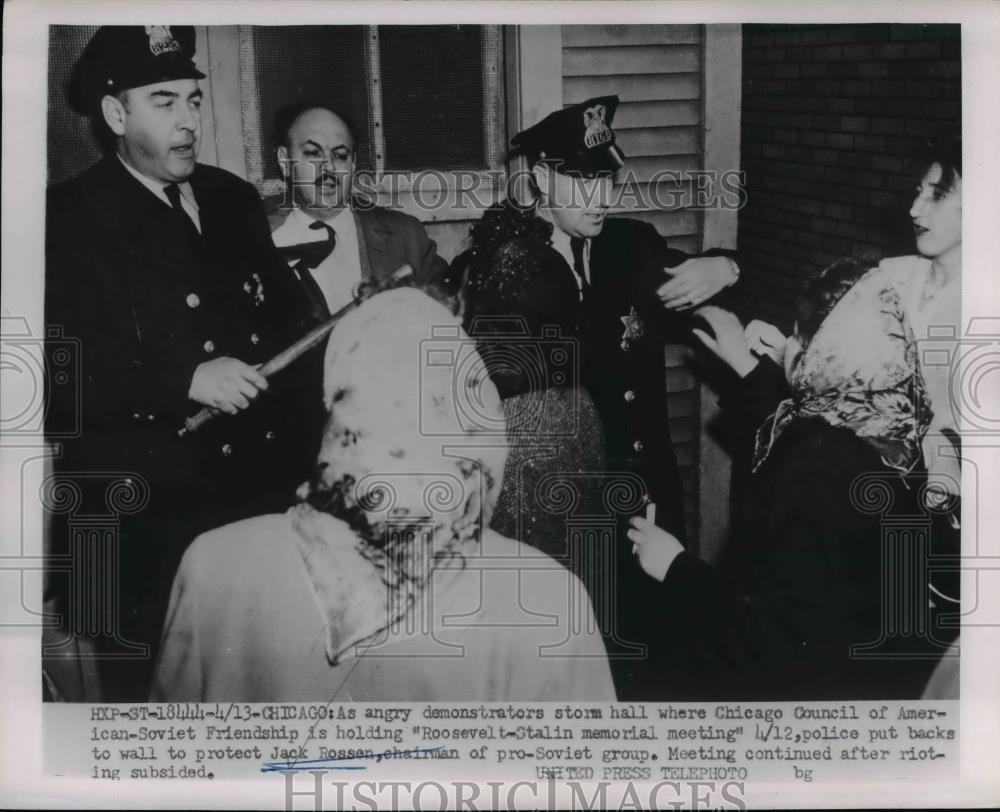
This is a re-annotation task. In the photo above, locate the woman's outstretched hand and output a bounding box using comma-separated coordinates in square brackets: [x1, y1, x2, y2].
[745, 318, 788, 365]
[628, 515, 684, 582]
[691, 305, 759, 378]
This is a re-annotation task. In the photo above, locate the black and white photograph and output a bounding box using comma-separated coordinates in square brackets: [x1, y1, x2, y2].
[2, 0, 998, 808]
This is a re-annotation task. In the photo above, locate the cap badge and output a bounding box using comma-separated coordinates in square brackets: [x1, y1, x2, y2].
[145, 25, 181, 56]
[583, 104, 612, 149]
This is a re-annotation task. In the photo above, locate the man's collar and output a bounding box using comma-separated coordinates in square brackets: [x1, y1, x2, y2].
[116, 153, 197, 208]
[291, 204, 353, 229]
[273, 204, 356, 249]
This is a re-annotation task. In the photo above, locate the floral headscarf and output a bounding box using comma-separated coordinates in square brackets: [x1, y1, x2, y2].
[753, 267, 931, 474]
[293, 287, 509, 664]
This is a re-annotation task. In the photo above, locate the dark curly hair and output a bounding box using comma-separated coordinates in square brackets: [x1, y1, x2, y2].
[911, 133, 962, 196]
[795, 254, 882, 349]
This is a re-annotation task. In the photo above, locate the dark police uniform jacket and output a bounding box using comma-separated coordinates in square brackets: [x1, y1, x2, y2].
[456, 205, 741, 540]
[45, 155, 312, 526]
[582, 216, 699, 538]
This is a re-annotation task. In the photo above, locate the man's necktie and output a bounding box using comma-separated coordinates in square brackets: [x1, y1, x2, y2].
[278, 220, 338, 323]
[277, 221, 337, 270]
[305, 221, 337, 268]
[570, 237, 590, 297]
[164, 183, 201, 242]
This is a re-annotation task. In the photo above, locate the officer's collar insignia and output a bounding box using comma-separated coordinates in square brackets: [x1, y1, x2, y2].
[583, 104, 612, 149]
[145, 25, 181, 56]
[620, 306, 644, 344]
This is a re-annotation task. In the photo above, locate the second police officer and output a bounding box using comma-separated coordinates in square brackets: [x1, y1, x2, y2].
[469, 96, 744, 696]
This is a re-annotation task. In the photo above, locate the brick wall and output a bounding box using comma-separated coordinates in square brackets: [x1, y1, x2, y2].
[740, 23, 961, 330]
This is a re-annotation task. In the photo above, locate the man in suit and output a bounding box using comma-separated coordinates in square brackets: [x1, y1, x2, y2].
[500, 96, 744, 696]
[263, 103, 454, 450]
[45, 26, 311, 699]
[266, 102, 452, 325]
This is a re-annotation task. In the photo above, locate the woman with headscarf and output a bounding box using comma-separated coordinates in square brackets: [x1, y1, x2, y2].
[151, 286, 615, 702]
[738, 137, 962, 513]
[626, 257, 944, 700]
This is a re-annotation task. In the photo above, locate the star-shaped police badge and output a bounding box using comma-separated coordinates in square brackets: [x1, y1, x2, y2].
[620, 306, 644, 350]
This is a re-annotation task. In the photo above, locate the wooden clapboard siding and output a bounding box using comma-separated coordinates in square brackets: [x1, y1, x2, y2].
[564, 74, 701, 104]
[562, 24, 702, 48]
[619, 154, 700, 182]
[614, 99, 700, 129]
[665, 366, 697, 393]
[563, 24, 705, 544]
[667, 389, 699, 419]
[563, 45, 701, 76]
[612, 208, 699, 236]
[611, 179, 693, 217]
[616, 126, 700, 157]
[658, 234, 700, 255]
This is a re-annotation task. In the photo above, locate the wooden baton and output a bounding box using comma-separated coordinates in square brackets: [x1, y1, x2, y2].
[178, 264, 413, 437]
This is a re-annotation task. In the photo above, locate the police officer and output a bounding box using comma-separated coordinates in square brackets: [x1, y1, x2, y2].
[505, 95, 742, 537]
[484, 96, 743, 697]
[46, 26, 311, 699]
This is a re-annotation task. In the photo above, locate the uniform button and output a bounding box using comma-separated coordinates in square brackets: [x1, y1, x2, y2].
[203, 339, 215, 353]
[265, 430, 275, 441]
[221, 443, 233, 457]
[147, 414, 156, 422]
[243, 281, 252, 293]
[633, 440, 644, 453]
[624, 390, 636, 403]
[123, 477, 134, 486]
[132, 412, 142, 420]
[250, 332, 260, 346]
[186, 293, 200, 308]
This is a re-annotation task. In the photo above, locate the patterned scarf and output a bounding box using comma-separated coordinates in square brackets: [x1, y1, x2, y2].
[753, 268, 931, 474]
[294, 288, 508, 664]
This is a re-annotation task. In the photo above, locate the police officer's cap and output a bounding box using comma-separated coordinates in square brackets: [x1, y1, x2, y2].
[511, 95, 626, 177]
[68, 25, 206, 115]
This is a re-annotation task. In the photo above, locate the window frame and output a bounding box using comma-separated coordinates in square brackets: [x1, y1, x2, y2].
[203, 24, 510, 223]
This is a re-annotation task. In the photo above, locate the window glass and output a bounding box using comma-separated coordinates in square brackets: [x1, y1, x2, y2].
[378, 26, 489, 171]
